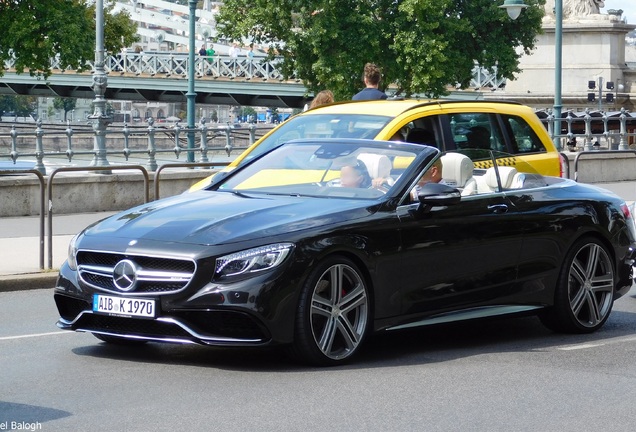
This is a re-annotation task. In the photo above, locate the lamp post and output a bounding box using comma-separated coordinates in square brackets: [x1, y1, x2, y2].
[553, 0, 563, 150]
[89, 0, 111, 170]
[186, 0, 197, 163]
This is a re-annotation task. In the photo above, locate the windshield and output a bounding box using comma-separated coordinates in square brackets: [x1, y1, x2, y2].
[217, 140, 429, 200]
[243, 114, 392, 163]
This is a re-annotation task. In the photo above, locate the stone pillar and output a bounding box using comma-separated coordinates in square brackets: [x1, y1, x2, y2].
[502, 11, 635, 109]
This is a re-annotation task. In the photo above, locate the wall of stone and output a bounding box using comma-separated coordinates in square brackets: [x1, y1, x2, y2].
[0, 168, 214, 217]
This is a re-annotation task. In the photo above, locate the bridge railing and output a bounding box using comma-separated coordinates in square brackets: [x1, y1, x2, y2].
[4, 52, 292, 81]
[0, 119, 273, 174]
[7, 53, 502, 85]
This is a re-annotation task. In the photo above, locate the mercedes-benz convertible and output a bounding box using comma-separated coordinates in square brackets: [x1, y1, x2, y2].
[54, 139, 636, 366]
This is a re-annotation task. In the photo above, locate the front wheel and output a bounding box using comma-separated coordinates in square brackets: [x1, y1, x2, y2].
[540, 237, 615, 333]
[289, 256, 370, 366]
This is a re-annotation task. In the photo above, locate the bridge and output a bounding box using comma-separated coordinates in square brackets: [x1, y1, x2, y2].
[0, 53, 504, 108]
[0, 54, 311, 108]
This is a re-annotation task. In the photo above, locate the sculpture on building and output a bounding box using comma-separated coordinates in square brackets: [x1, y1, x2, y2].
[544, 0, 618, 22]
[563, 0, 604, 18]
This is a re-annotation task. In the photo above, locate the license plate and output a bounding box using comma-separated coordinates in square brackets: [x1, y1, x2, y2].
[93, 294, 156, 318]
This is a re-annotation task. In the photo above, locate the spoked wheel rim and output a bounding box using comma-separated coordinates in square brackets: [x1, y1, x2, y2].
[309, 264, 368, 361]
[568, 242, 614, 328]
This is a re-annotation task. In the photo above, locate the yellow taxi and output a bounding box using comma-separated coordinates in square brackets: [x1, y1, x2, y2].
[191, 100, 563, 190]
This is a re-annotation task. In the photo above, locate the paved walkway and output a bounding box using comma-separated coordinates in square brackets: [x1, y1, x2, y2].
[0, 181, 634, 290]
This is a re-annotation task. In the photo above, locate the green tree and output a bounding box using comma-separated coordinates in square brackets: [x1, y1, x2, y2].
[215, 0, 545, 99]
[0, 0, 138, 78]
[0, 95, 37, 118]
[53, 97, 77, 122]
[240, 106, 257, 122]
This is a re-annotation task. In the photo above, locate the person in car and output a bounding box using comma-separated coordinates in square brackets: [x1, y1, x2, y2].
[410, 158, 445, 201]
[339, 160, 372, 188]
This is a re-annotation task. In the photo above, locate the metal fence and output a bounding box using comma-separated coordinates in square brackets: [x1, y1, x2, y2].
[0, 119, 272, 174]
[538, 107, 636, 151]
[5, 53, 503, 86]
[3, 107, 636, 175]
[4, 53, 289, 82]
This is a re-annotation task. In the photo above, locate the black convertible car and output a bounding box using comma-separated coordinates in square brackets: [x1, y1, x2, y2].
[54, 139, 636, 366]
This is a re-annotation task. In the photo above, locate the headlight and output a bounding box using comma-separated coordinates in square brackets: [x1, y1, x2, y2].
[215, 243, 294, 278]
[67, 233, 80, 271]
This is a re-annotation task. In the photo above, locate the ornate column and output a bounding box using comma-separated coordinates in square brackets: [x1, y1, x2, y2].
[89, 0, 111, 170]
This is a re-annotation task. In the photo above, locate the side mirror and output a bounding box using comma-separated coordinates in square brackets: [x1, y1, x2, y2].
[417, 182, 461, 206]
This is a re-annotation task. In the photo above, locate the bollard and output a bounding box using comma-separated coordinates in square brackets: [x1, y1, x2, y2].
[122, 122, 131, 160]
[584, 109, 593, 151]
[619, 108, 628, 150]
[199, 118, 209, 164]
[146, 118, 158, 171]
[34, 119, 46, 174]
[224, 123, 233, 156]
[248, 123, 257, 145]
[9, 125, 19, 163]
[173, 122, 182, 159]
[65, 121, 74, 162]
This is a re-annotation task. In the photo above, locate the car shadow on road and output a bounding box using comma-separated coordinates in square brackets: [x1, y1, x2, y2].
[69, 308, 636, 372]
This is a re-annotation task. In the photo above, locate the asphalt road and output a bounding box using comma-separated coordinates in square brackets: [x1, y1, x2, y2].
[2, 287, 636, 431]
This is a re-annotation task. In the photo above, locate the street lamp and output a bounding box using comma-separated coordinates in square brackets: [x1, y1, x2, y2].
[499, 0, 529, 20]
[186, 0, 197, 163]
[553, 0, 563, 150]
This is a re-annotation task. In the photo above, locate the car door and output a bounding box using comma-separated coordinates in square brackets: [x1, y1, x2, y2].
[396, 163, 526, 317]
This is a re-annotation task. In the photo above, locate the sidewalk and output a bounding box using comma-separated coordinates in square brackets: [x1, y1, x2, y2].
[0, 181, 635, 292]
[0, 212, 117, 291]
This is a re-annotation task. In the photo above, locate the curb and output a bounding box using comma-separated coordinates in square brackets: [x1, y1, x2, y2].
[0, 272, 58, 293]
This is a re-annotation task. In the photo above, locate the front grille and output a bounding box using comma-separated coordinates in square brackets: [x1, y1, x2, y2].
[77, 251, 196, 296]
[175, 310, 269, 340]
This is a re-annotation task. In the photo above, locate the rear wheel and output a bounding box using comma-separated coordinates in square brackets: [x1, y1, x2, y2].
[290, 256, 370, 366]
[540, 238, 614, 333]
[93, 333, 148, 346]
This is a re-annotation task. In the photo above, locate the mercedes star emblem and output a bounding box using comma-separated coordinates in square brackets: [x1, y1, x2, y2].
[113, 259, 138, 292]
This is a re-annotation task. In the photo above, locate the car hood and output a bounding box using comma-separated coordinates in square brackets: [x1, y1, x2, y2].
[83, 190, 378, 246]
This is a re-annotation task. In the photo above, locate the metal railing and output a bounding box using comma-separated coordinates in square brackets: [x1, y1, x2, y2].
[46, 165, 150, 269]
[0, 119, 271, 174]
[4, 53, 290, 82]
[539, 107, 636, 152]
[0, 169, 46, 269]
[4, 53, 505, 87]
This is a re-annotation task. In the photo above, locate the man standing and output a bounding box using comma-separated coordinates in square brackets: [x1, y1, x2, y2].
[352, 63, 388, 100]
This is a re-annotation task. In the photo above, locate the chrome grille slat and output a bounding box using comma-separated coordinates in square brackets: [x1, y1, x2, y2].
[77, 251, 196, 296]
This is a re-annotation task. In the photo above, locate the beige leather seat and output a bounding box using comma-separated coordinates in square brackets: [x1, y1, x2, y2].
[476, 166, 519, 193]
[440, 153, 477, 195]
[357, 153, 393, 182]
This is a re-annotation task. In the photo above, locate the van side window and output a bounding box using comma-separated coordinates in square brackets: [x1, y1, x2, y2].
[449, 113, 505, 152]
[504, 115, 546, 154]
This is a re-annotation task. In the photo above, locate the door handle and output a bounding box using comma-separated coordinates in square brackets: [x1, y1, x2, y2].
[488, 204, 509, 214]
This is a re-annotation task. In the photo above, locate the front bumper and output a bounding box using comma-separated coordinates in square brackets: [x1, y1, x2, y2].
[54, 257, 303, 347]
[55, 293, 270, 346]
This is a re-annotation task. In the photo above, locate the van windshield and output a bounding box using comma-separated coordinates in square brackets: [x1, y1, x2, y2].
[243, 114, 392, 163]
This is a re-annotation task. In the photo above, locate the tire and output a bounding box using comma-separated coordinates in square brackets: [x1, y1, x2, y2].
[289, 256, 371, 366]
[93, 333, 148, 346]
[540, 237, 615, 333]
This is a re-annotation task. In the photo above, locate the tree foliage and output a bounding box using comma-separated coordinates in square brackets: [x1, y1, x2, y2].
[0, 0, 139, 78]
[53, 97, 77, 121]
[0, 95, 37, 117]
[215, 0, 545, 99]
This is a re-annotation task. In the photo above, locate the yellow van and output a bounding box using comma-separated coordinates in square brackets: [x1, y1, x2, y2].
[191, 100, 563, 190]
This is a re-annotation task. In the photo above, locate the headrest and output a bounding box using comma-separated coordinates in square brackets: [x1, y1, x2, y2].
[484, 166, 518, 190]
[357, 153, 392, 179]
[440, 153, 474, 188]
